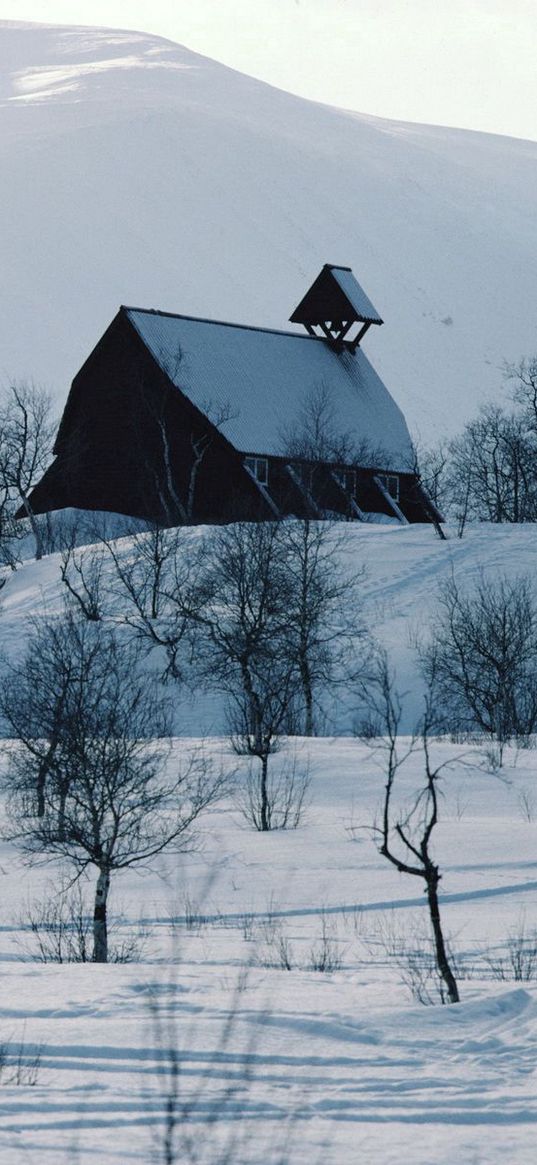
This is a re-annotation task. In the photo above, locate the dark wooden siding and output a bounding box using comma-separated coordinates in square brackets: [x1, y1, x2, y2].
[32, 312, 272, 524]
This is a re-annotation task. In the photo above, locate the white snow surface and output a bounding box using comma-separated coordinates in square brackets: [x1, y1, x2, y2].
[126, 308, 413, 466]
[1, 524, 537, 1161]
[1, 21, 537, 441]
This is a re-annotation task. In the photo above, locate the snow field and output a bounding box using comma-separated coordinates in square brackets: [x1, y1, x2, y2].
[1, 734, 537, 1164]
[0, 524, 537, 1161]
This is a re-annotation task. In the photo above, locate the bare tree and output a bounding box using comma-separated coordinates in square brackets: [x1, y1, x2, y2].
[445, 404, 537, 529]
[193, 523, 304, 830]
[281, 382, 387, 491]
[365, 654, 460, 1003]
[58, 522, 206, 684]
[279, 519, 369, 735]
[280, 381, 393, 523]
[196, 523, 293, 708]
[282, 381, 357, 467]
[60, 536, 109, 621]
[118, 522, 175, 621]
[0, 382, 55, 559]
[234, 747, 310, 832]
[0, 490, 24, 573]
[1, 614, 81, 819]
[134, 346, 236, 525]
[106, 524, 206, 681]
[138, 372, 188, 526]
[413, 441, 449, 513]
[229, 659, 302, 831]
[504, 354, 537, 435]
[421, 573, 537, 758]
[2, 615, 224, 961]
[184, 398, 236, 521]
[406, 441, 447, 539]
[420, 358, 537, 535]
[150, 390, 233, 525]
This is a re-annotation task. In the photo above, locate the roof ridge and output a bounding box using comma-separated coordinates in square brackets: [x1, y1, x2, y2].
[123, 305, 328, 344]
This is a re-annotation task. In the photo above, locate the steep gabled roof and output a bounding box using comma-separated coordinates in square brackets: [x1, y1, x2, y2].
[125, 307, 413, 471]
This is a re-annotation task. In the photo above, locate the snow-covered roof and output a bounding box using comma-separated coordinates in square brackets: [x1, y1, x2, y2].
[329, 266, 383, 325]
[125, 308, 413, 471]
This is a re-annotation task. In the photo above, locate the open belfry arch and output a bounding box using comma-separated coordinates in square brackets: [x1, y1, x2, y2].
[289, 263, 383, 350]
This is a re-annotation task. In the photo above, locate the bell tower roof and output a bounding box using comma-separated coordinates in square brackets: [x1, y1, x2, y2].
[290, 263, 383, 349]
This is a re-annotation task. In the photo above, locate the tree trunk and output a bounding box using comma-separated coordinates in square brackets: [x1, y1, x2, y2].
[36, 760, 48, 817]
[186, 449, 204, 521]
[240, 663, 263, 754]
[299, 655, 314, 737]
[426, 872, 459, 1003]
[93, 866, 111, 963]
[20, 494, 44, 560]
[159, 420, 187, 524]
[58, 779, 70, 840]
[260, 753, 270, 832]
[432, 515, 447, 541]
[37, 729, 63, 817]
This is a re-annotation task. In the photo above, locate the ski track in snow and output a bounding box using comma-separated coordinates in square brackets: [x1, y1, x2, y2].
[1, 971, 537, 1164]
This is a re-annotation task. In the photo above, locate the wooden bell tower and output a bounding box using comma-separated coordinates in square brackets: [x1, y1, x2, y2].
[289, 263, 383, 351]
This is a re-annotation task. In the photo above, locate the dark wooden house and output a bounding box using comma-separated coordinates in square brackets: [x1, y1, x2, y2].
[29, 264, 439, 526]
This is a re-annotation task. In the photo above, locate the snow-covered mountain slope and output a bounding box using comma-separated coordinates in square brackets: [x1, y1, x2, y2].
[1, 21, 537, 441]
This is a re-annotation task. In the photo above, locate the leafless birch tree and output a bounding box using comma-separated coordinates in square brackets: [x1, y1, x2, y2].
[2, 615, 224, 961]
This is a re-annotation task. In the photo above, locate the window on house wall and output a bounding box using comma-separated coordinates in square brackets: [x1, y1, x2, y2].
[245, 456, 269, 486]
[378, 474, 400, 502]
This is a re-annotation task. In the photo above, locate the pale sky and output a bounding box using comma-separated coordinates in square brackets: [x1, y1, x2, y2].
[1, 0, 536, 141]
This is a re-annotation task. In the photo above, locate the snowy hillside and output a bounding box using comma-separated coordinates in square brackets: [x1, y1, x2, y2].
[1, 20, 537, 441]
[2, 520, 537, 734]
